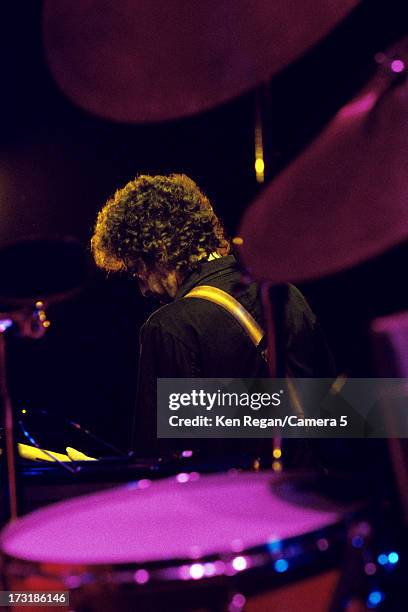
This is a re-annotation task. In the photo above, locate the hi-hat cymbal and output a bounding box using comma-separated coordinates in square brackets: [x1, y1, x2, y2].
[240, 41, 408, 283]
[43, 0, 358, 122]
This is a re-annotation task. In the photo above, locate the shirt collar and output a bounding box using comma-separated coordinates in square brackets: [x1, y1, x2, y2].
[176, 255, 237, 299]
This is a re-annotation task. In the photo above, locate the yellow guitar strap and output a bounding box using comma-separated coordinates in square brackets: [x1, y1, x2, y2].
[184, 285, 264, 347]
[185, 284, 305, 417]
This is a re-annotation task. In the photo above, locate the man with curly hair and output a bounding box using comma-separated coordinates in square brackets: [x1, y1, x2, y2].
[92, 174, 334, 457]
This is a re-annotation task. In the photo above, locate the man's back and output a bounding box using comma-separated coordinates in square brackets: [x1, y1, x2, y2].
[133, 255, 334, 454]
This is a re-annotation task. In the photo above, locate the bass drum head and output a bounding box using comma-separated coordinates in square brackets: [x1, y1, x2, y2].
[1, 471, 357, 611]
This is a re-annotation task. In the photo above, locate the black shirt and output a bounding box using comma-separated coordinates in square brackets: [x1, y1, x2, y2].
[131, 255, 334, 455]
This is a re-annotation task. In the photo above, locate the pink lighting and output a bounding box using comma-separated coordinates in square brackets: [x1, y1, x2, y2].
[65, 575, 82, 589]
[179, 565, 191, 580]
[189, 545, 202, 559]
[176, 473, 189, 483]
[232, 556, 247, 572]
[365, 562, 377, 576]
[134, 569, 149, 584]
[137, 479, 151, 489]
[231, 539, 243, 552]
[204, 562, 216, 577]
[181, 450, 193, 458]
[374, 52, 386, 64]
[391, 59, 405, 73]
[214, 560, 226, 575]
[230, 593, 246, 611]
[340, 92, 376, 119]
[317, 538, 329, 551]
[190, 563, 205, 579]
[0, 321, 13, 332]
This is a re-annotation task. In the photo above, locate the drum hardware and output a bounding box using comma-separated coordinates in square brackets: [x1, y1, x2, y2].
[17, 418, 80, 473]
[1, 303, 52, 522]
[0, 320, 19, 523]
[66, 418, 128, 458]
[0, 471, 362, 612]
[18, 409, 259, 472]
[42, 0, 359, 123]
[0, 237, 88, 523]
[371, 311, 408, 534]
[17, 442, 96, 463]
[19, 408, 128, 459]
[229, 33, 408, 610]
[328, 512, 405, 612]
[330, 520, 376, 612]
[239, 36, 408, 284]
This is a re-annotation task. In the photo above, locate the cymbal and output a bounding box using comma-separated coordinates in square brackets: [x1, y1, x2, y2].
[43, 0, 358, 122]
[240, 41, 408, 283]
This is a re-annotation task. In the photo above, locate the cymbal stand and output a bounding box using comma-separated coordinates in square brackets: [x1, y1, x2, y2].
[0, 303, 49, 522]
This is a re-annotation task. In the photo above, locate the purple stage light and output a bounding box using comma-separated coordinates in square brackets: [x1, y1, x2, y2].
[391, 59, 405, 73]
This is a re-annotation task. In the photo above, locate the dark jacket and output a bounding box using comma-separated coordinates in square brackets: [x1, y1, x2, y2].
[132, 255, 334, 455]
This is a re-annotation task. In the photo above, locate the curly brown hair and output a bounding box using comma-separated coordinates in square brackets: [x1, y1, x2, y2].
[91, 174, 230, 277]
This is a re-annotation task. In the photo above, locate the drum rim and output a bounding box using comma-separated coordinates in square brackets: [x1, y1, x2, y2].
[1, 517, 354, 589]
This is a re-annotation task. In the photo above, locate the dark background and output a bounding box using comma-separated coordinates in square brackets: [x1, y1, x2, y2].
[1, 0, 407, 452]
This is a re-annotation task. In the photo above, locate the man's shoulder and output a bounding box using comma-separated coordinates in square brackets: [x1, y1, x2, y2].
[142, 297, 202, 331]
[141, 298, 208, 352]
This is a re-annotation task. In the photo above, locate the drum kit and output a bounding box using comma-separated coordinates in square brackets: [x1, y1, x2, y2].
[1, 2, 408, 611]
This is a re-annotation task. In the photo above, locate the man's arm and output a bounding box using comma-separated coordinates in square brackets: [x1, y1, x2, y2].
[284, 284, 336, 377]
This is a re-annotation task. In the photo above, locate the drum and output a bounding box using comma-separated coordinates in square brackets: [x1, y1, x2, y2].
[0, 472, 357, 611]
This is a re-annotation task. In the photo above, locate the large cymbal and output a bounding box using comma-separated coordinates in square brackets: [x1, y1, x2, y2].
[240, 43, 408, 283]
[43, 0, 358, 122]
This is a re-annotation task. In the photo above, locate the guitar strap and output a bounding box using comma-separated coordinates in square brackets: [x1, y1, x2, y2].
[184, 284, 304, 418]
[184, 284, 264, 349]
